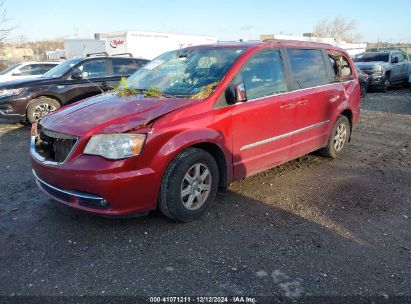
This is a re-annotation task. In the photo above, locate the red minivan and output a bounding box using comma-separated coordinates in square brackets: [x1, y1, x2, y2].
[31, 40, 360, 222]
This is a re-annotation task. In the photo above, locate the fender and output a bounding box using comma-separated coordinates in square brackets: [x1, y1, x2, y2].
[148, 127, 233, 182]
[25, 89, 64, 110]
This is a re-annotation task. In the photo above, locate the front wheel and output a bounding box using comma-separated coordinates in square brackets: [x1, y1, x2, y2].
[318, 116, 351, 158]
[27, 97, 60, 123]
[381, 77, 390, 93]
[159, 148, 219, 222]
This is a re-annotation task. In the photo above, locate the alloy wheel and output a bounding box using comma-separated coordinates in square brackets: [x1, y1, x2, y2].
[333, 123, 347, 152]
[180, 163, 212, 210]
[33, 103, 57, 121]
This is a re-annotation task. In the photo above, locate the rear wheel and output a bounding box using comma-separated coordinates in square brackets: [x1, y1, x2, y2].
[318, 116, 351, 158]
[27, 97, 60, 123]
[159, 148, 219, 222]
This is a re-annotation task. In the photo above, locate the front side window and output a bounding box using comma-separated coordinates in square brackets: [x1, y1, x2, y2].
[287, 49, 328, 89]
[76, 60, 108, 79]
[234, 50, 287, 100]
[126, 47, 247, 98]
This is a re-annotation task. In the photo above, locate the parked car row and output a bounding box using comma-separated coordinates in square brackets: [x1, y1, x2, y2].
[0, 54, 148, 122]
[354, 50, 411, 93]
[30, 40, 361, 221]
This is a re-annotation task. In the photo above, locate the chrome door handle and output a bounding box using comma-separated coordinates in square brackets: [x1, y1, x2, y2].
[280, 103, 295, 109]
[297, 98, 308, 105]
[329, 96, 339, 103]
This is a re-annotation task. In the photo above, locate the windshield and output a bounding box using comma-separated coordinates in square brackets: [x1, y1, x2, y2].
[42, 58, 83, 78]
[0, 64, 20, 75]
[126, 47, 247, 98]
[354, 53, 389, 62]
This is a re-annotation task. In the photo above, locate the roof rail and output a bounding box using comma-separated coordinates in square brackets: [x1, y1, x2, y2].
[110, 53, 133, 57]
[86, 52, 109, 57]
[262, 38, 333, 46]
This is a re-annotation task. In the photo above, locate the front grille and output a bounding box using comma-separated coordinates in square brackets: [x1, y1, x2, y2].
[35, 125, 78, 163]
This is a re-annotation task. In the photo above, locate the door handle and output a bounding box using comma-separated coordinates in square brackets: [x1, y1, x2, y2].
[297, 98, 308, 105]
[329, 95, 339, 103]
[280, 102, 295, 109]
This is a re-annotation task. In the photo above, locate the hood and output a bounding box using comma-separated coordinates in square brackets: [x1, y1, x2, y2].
[0, 77, 57, 89]
[355, 61, 388, 70]
[40, 93, 193, 136]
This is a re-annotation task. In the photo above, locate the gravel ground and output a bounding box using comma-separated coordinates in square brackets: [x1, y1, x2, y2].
[0, 89, 410, 301]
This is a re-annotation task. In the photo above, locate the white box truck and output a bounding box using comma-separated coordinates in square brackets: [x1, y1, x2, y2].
[95, 31, 217, 60]
[64, 39, 107, 58]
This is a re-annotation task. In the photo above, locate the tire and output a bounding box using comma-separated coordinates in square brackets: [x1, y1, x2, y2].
[27, 97, 60, 123]
[381, 75, 390, 93]
[159, 148, 219, 222]
[360, 82, 367, 98]
[318, 116, 351, 158]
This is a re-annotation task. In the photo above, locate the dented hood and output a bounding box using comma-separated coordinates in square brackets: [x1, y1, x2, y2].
[40, 93, 193, 136]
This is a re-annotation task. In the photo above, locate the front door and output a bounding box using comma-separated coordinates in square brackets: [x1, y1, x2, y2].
[64, 59, 113, 104]
[231, 50, 294, 179]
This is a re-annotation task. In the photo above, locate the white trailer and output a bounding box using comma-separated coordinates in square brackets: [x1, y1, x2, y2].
[260, 34, 367, 57]
[95, 31, 217, 60]
[64, 39, 107, 58]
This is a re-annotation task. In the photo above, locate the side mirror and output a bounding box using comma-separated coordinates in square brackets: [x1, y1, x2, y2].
[71, 70, 83, 80]
[225, 82, 247, 104]
[12, 70, 22, 76]
[391, 57, 399, 64]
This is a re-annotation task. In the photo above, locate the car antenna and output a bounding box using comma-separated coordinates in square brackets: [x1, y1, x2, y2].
[83, 77, 105, 94]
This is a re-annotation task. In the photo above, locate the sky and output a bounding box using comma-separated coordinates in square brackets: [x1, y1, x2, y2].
[4, 0, 411, 43]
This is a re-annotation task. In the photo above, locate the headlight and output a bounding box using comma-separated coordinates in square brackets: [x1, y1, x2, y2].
[0, 88, 23, 97]
[374, 66, 383, 75]
[84, 134, 146, 160]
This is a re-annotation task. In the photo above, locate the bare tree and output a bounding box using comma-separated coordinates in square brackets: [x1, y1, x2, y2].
[0, 1, 15, 42]
[314, 17, 362, 42]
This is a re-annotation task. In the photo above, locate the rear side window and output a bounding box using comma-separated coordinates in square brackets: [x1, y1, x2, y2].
[112, 59, 139, 76]
[235, 50, 287, 100]
[328, 52, 353, 81]
[287, 49, 328, 89]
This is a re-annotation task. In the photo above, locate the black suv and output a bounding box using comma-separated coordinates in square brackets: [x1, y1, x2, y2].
[0, 54, 148, 123]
